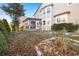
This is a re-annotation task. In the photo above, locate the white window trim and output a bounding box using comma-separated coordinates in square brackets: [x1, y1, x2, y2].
[55, 14, 68, 24]
[67, 3, 73, 6]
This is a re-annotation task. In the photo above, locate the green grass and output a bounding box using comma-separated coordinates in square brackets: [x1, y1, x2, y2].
[66, 35, 79, 41]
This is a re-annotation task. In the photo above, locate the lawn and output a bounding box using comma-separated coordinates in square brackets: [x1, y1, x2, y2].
[67, 35, 79, 41]
[6, 31, 53, 56]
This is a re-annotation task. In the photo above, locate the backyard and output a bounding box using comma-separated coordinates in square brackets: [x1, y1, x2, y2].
[0, 3, 79, 56]
[6, 31, 53, 56]
[5, 31, 79, 56]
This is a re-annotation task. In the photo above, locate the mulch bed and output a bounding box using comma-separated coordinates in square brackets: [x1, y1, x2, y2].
[6, 32, 47, 56]
[38, 37, 79, 56]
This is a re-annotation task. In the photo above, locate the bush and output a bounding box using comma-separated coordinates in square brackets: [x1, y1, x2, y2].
[0, 19, 11, 55]
[65, 24, 79, 32]
[0, 19, 10, 38]
[51, 23, 79, 32]
[0, 31, 7, 55]
[20, 26, 24, 31]
[51, 23, 65, 31]
[2, 19, 11, 33]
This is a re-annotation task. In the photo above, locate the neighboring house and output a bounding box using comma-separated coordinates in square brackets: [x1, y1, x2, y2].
[23, 17, 41, 31]
[19, 3, 79, 31]
[18, 16, 27, 29]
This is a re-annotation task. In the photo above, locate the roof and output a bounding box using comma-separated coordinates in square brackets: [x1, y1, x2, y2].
[33, 3, 53, 16]
[23, 17, 41, 22]
[54, 11, 70, 17]
[33, 3, 42, 16]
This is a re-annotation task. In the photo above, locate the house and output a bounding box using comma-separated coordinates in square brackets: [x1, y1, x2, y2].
[20, 3, 79, 31]
[33, 3, 53, 31]
[33, 3, 79, 31]
[23, 17, 41, 31]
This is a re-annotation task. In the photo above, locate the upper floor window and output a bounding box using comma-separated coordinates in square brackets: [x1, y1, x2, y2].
[43, 10, 45, 14]
[57, 17, 65, 22]
[55, 14, 68, 23]
[43, 20, 46, 25]
[57, 17, 60, 22]
[67, 3, 72, 6]
[47, 7, 50, 13]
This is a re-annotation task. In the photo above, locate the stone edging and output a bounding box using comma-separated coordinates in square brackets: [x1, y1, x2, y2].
[35, 45, 43, 56]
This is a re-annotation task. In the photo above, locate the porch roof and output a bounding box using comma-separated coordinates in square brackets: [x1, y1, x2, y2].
[23, 17, 41, 22]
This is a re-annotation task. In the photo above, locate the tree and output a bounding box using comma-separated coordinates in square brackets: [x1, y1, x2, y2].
[1, 3, 25, 31]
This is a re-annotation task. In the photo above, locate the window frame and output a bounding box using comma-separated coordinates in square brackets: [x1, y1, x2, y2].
[55, 14, 68, 23]
[67, 3, 72, 6]
[43, 20, 46, 25]
[47, 7, 50, 13]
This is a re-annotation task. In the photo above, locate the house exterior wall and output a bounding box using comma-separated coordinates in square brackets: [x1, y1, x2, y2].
[34, 3, 53, 30]
[19, 3, 79, 31]
[53, 3, 79, 24]
[23, 20, 41, 30]
[18, 16, 27, 29]
[34, 3, 79, 31]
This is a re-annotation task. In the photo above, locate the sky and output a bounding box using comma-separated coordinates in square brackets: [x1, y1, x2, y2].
[0, 3, 41, 23]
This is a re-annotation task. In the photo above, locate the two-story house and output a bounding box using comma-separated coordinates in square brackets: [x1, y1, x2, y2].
[20, 3, 79, 31]
[33, 3, 53, 30]
[33, 3, 79, 31]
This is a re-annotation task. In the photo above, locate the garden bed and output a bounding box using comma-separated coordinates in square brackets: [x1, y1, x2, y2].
[6, 31, 53, 56]
[37, 37, 79, 56]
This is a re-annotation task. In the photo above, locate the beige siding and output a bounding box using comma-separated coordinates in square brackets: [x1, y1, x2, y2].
[53, 3, 79, 24]
[34, 3, 79, 30]
[34, 3, 53, 30]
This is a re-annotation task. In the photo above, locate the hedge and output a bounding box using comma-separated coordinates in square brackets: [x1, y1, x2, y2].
[0, 31, 7, 55]
[0, 19, 11, 55]
[51, 23, 79, 32]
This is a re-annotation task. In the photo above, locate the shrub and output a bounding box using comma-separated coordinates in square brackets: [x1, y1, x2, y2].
[0, 19, 11, 55]
[2, 19, 11, 33]
[65, 24, 79, 32]
[51, 23, 79, 32]
[52, 23, 65, 31]
[0, 31, 7, 55]
[20, 26, 24, 31]
[0, 19, 9, 38]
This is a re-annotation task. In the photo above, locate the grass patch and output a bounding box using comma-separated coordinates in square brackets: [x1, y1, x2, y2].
[66, 35, 79, 41]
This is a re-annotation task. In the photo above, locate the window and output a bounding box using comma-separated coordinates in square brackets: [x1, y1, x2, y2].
[43, 21, 46, 25]
[47, 8, 50, 13]
[26, 26, 29, 29]
[56, 14, 68, 23]
[67, 3, 72, 6]
[57, 17, 60, 22]
[37, 22, 39, 27]
[43, 10, 45, 14]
